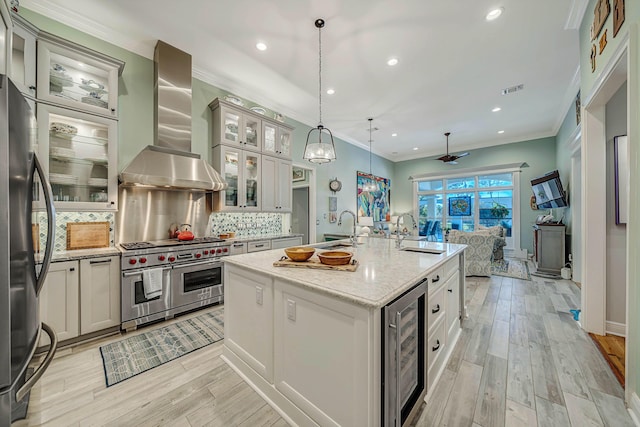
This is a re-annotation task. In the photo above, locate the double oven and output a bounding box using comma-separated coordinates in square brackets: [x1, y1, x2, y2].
[120, 238, 229, 331]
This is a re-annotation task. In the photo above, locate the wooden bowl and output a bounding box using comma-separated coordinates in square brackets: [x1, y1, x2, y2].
[284, 247, 315, 262]
[317, 251, 353, 266]
[219, 233, 230, 239]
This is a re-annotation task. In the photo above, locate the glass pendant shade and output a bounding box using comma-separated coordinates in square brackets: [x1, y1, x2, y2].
[304, 124, 336, 164]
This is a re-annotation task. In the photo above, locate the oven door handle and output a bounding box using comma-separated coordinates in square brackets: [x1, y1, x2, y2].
[175, 260, 222, 269]
[122, 267, 171, 277]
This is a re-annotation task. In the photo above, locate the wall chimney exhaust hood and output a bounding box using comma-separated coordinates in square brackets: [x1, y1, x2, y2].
[119, 41, 226, 191]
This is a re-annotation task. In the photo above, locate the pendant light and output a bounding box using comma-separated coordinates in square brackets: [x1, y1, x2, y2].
[303, 18, 337, 164]
[362, 118, 377, 192]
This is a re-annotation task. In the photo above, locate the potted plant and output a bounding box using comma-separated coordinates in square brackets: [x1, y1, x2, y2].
[490, 202, 509, 219]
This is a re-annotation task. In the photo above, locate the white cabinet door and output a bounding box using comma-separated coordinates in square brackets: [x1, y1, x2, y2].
[39, 261, 79, 345]
[10, 14, 37, 97]
[212, 101, 262, 152]
[37, 37, 123, 118]
[263, 121, 293, 160]
[37, 104, 118, 211]
[261, 155, 291, 212]
[271, 237, 303, 250]
[445, 271, 460, 343]
[224, 265, 273, 381]
[79, 256, 120, 334]
[212, 145, 261, 211]
[278, 126, 292, 159]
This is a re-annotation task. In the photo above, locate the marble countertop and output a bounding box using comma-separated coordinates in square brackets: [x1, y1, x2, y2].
[45, 247, 121, 263]
[224, 238, 465, 308]
[225, 233, 304, 243]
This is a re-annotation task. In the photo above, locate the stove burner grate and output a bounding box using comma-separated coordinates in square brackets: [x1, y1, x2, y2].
[120, 242, 154, 250]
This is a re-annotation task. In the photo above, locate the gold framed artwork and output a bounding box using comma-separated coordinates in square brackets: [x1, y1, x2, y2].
[292, 167, 305, 182]
[614, 0, 625, 37]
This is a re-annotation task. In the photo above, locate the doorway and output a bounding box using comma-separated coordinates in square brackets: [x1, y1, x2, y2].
[292, 187, 309, 244]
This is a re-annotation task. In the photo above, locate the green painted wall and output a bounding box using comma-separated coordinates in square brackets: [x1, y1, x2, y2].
[555, 97, 579, 233]
[393, 137, 557, 254]
[580, 0, 639, 99]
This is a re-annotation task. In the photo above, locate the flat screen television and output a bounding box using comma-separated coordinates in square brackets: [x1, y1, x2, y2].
[531, 170, 568, 208]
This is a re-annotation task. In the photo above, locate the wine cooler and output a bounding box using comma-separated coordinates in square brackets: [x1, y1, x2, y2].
[382, 277, 427, 426]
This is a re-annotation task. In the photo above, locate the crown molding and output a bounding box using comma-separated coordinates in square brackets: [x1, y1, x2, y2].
[565, 0, 589, 30]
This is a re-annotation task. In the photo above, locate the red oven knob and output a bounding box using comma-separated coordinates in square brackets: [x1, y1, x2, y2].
[203, 250, 209, 255]
[195, 253, 202, 259]
[216, 248, 222, 254]
[222, 247, 228, 253]
[158, 255, 166, 261]
[168, 256, 176, 262]
[139, 257, 147, 264]
[128, 259, 137, 265]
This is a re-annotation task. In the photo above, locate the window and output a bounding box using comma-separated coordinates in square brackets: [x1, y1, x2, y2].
[416, 172, 518, 247]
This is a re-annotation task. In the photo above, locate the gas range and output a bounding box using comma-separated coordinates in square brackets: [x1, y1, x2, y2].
[119, 237, 231, 271]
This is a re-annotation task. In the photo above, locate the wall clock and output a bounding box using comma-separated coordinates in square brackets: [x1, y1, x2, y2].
[329, 178, 342, 192]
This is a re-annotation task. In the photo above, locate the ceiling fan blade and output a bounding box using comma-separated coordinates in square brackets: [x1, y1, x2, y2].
[447, 160, 458, 165]
[456, 152, 470, 158]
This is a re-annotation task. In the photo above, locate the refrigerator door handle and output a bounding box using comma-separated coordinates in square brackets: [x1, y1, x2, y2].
[15, 322, 57, 402]
[31, 152, 56, 296]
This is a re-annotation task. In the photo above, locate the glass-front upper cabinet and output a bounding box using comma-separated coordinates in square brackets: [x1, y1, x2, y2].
[262, 120, 293, 159]
[37, 103, 117, 211]
[37, 33, 124, 118]
[212, 145, 261, 212]
[10, 13, 37, 97]
[210, 99, 262, 152]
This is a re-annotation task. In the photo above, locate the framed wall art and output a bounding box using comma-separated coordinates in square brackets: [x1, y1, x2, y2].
[357, 171, 390, 222]
[292, 167, 305, 182]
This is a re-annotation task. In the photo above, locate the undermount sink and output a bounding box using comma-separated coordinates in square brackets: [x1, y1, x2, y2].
[316, 242, 355, 250]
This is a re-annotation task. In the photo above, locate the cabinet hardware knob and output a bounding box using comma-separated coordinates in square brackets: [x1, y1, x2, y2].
[448, 289, 453, 293]
[432, 340, 440, 352]
[111, 108, 116, 112]
[432, 275, 440, 283]
[69, 267, 75, 271]
[29, 85, 36, 90]
[110, 201, 115, 205]
[432, 304, 440, 314]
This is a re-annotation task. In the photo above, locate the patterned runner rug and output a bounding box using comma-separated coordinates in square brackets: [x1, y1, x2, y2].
[100, 306, 224, 387]
[491, 258, 531, 280]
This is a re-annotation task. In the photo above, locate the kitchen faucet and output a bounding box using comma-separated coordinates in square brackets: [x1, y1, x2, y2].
[395, 213, 417, 249]
[337, 210, 358, 247]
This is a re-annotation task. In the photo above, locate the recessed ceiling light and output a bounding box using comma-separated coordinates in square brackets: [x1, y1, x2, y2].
[392, 133, 397, 137]
[486, 7, 503, 21]
[387, 58, 399, 66]
[256, 42, 267, 51]
[326, 88, 335, 95]
[413, 147, 418, 151]
[498, 130, 505, 134]
[492, 107, 501, 112]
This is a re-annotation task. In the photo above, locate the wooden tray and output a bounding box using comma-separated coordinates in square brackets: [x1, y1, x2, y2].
[273, 256, 359, 272]
[66, 222, 110, 250]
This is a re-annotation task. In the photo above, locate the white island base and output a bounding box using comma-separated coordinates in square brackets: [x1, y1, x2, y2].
[221, 239, 465, 426]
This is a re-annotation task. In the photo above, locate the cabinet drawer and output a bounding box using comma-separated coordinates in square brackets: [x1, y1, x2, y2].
[427, 317, 446, 376]
[248, 240, 272, 252]
[427, 266, 445, 290]
[428, 284, 445, 330]
[443, 257, 459, 279]
[445, 271, 461, 338]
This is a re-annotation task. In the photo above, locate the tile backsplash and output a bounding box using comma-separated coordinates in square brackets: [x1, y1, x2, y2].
[35, 211, 115, 252]
[209, 212, 291, 238]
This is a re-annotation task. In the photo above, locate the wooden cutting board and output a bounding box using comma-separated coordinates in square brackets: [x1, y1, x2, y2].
[273, 256, 359, 272]
[66, 222, 110, 250]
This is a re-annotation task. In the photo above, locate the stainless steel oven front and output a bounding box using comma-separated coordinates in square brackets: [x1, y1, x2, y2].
[121, 267, 172, 330]
[171, 258, 224, 310]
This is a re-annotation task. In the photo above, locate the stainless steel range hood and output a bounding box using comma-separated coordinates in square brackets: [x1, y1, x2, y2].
[119, 41, 226, 191]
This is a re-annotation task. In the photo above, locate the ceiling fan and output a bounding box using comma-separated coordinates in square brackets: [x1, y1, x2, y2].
[436, 132, 469, 164]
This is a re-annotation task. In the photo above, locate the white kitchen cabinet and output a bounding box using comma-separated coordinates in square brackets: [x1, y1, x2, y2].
[212, 145, 261, 212]
[247, 240, 271, 253]
[210, 99, 262, 152]
[261, 155, 292, 212]
[9, 13, 37, 98]
[262, 121, 293, 159]
[271, 236, 303, 250]
[37, 32, 124, 118]
[445, 271, 461, 344]
[38, 260, 80, 346]
[79, 256, 120, 334]
[37, 103, 118, 211]
[224, 267, 273, 381]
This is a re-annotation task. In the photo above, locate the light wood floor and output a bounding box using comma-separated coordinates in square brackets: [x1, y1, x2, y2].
[589, 333, 626, 387]
[15, 273, 634, 426]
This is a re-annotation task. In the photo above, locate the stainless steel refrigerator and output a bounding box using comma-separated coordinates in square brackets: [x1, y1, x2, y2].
[0, 76, 58, 425]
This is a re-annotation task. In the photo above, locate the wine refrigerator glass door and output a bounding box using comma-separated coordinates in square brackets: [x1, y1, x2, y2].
[384, 279, 426, 427]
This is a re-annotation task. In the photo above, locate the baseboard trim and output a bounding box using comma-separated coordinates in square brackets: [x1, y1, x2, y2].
[606, 321, 627, 337]
[628, 392, 640, 426]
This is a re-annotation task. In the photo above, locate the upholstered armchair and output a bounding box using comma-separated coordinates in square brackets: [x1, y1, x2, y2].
[477, 225, 507, 260]
[447, 230, 497, 276]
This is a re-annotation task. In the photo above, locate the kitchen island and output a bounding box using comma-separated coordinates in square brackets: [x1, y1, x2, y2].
[222, 238, 466, 426]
